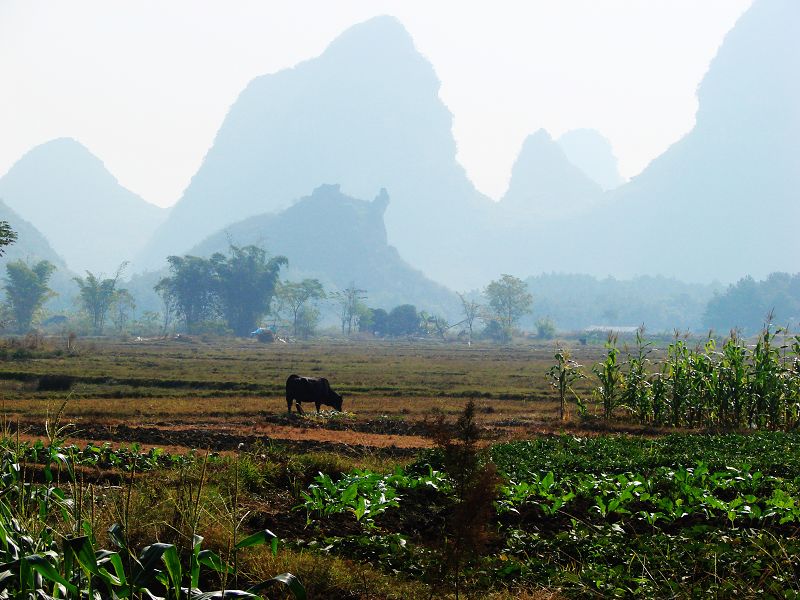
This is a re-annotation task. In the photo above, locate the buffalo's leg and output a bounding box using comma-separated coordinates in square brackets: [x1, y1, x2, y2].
[286, 396, 293, 413]
[295, 401, 305, 415]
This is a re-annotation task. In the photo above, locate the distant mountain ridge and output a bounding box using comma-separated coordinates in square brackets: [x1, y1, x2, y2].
[0, 199, 65, 269]
[137, 15, 491, 287]
[586, 0, 800, 282]
[0, 138, 167, 274]
[189, 184, 458, 315]
[484, 0, 798, 285]
[499, 129, 602, 220]
[556, 129, 624, 191]
[0, 199, 76, 312]
[5, 0, 796, 295]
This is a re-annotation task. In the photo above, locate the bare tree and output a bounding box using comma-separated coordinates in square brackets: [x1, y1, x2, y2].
[330, 283, 367, 335]
[457, 292, 482, 346]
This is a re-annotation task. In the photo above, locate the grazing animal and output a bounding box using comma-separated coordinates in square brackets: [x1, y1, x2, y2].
[285, 374, 343, 414]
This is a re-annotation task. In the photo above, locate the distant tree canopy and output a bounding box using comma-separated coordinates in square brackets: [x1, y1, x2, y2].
[211, 245, 287, 336]
[361, 307, 388, 336]
[276, 278, 325, 338]
[74, 264, 127, 335]
[0, 221, 18, 256]
[156, 255, 218, 333]
[387, 304, 420, 337]
[3, 260, 56, 332]
[704, 272, 800, 334]
[156, 245, 286, 336]
[522, 273, 715, 333]
[484, 274, 532, 335]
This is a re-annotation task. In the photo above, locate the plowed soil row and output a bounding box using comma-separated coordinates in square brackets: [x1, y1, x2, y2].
[11, 420, 427, 457]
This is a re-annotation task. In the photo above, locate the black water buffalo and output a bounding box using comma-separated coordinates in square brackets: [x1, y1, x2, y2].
[285, 374, 343, 414]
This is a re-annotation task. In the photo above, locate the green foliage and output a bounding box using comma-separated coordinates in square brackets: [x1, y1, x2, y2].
[490, 434, 800, 597]
[546, 347, 586, 420]
[0, 221, 17, 256]
[3, 259, 56, 332]
[565, 325, 800, 430]
[457, 292, 481, 345]
[156, 254, 219, 333]
[110, 288, 136, 333]
[419, 311, 449, 340]
[301, 467, 448, 525]
[157, 246, 286, 336]
[704, 272, 800, 335]
[534, 317, 556, 340]
[210, 245, 287, 336]
[73, 264, 126, 334]
[484, 274, 532, 337]
[592, 335, 623, 420]
[524, 272, 714, 333]
[276, 278, 325, 338]
[386, 304, 420, 337]
[361, 307, 388, 335]
[0, 441, 305, 599]
[302, 432, 800, 597]
[330, 284, 367, 335]
[619, 328, 653, 422]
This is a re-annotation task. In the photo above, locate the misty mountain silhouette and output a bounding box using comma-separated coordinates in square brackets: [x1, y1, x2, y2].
[138, 15, 490, 286]
[0, 199, 66, 270]
[576, 0, 799, 282]
[499, 129, 602, 219]
[482, 0, 799, 285]
[188, 184, 457, 314]
[6, 0, 796, 294]
[0, 199, 77, 311]
[0, 138, 166, 274]
[557, 129, 624, 191]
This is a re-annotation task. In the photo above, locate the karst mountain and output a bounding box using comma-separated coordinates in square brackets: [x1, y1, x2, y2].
[138, 15, 490, 287]
[0, 138, 166, 274]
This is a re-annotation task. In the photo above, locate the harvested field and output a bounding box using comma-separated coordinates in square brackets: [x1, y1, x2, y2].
[0, 337, 666, 453]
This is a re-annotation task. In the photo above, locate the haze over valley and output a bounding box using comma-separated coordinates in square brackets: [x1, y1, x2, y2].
[3, 5, 800, 597]
[0, 0, 797, 333]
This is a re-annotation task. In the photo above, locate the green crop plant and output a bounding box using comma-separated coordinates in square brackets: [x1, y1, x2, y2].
[301, 467, 449, 525]
[592, 334, 623, 420]
[0, 441, 305, 599]
[665, 335, 692, 427]
[579, 325, 800, 430]
[546, 347, 586, 421]
[621, 328, 653, 423]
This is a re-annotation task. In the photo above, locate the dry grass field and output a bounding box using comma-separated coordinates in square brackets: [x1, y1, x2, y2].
[0, 335, 651, 453]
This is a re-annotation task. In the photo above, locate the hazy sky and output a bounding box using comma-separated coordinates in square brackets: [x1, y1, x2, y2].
[0, 1, 752, 207]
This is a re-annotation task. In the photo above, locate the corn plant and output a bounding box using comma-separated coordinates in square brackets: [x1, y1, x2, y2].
[592, 335, 623, 420]
[546, 347, 586, 421]
[621, 329, 653, 422]
[610, 325, 800, 430]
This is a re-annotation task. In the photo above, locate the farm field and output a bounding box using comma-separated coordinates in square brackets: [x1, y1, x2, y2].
[1, 335, 799, 598]
[0, 337, 624, 455]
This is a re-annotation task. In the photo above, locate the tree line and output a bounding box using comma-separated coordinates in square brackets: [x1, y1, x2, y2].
[3, 217, 797, 338]
[0, 215, 538, 341]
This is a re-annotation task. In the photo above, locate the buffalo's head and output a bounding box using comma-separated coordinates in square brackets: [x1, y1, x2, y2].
[331, 392, 343, 412]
